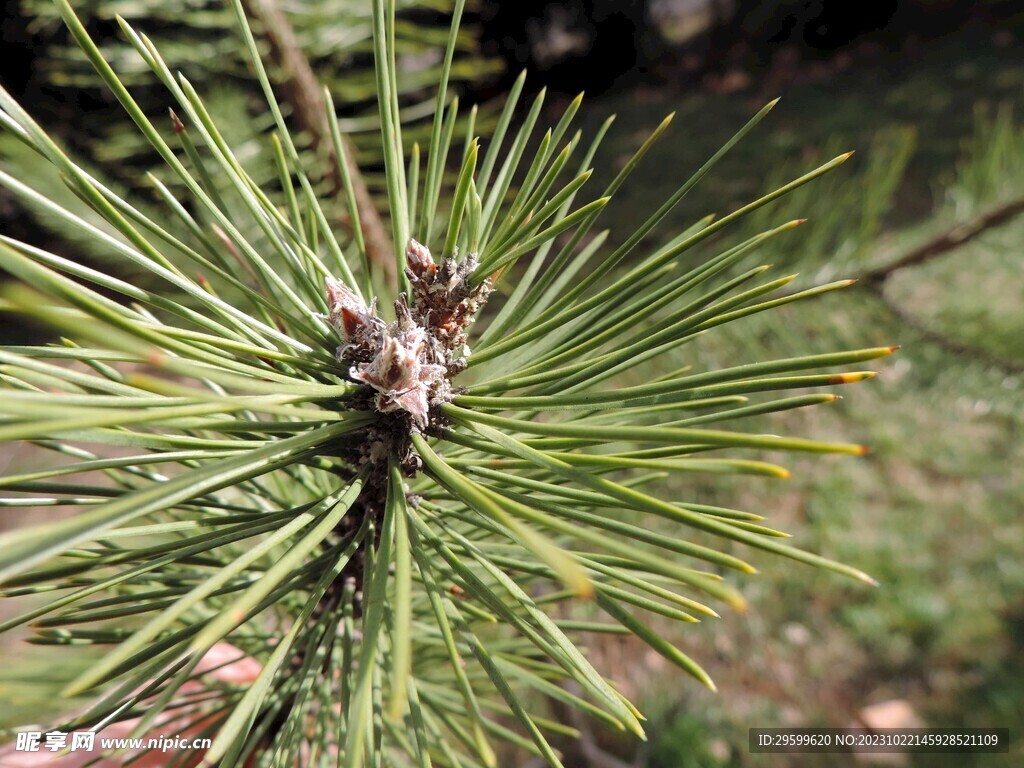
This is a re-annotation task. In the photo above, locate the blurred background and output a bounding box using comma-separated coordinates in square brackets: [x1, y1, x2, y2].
[1, 1, 1022, 766]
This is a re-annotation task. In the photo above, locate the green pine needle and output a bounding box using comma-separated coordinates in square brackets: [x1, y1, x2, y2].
[0, 1, 892, 764]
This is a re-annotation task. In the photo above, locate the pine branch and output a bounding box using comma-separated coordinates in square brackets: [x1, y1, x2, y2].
[863, 196, 1024, 283]
[865, 281, 1024, 373]
[242, 0, 397, 289]
[0, 0, 895, 759]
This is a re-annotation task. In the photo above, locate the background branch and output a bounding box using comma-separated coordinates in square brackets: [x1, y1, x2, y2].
[242, 0, 398, 290]
[863, 196, 1024, 284]
[865, 282, 1024, 373]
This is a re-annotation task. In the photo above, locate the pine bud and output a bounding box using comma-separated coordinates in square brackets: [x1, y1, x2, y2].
[406, 239, 437, 279]
[325, 277, 375, 343]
